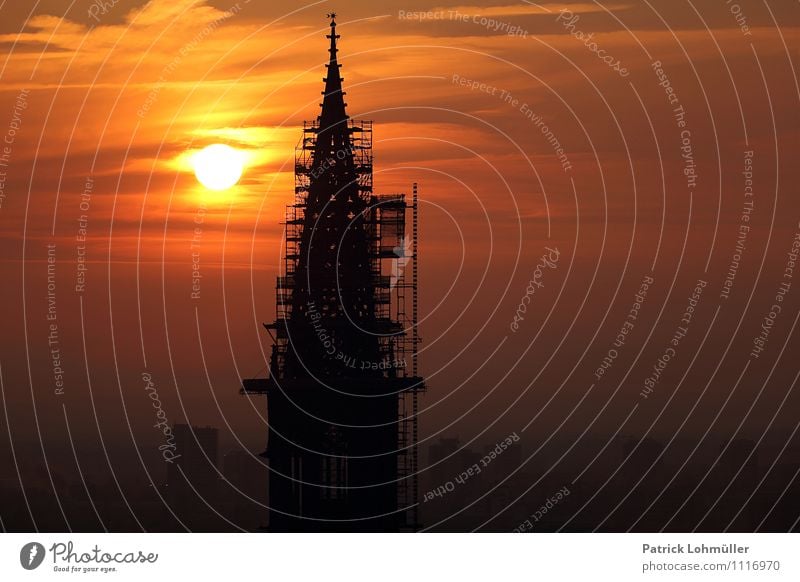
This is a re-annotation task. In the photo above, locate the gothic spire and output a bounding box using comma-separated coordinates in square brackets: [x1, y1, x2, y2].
[320, 12, 348, 128]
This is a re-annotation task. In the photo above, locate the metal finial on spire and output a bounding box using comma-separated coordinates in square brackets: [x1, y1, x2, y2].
[326, 11, 340, 44]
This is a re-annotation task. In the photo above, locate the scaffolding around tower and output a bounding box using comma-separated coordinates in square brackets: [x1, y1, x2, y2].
[240, 13, 424, 532]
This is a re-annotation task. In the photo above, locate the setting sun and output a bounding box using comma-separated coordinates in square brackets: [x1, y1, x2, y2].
[192, 143, 245, 190]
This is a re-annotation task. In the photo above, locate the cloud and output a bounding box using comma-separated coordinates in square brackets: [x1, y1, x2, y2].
[0, 0, 796, 257]
[431, 3, 632, 17]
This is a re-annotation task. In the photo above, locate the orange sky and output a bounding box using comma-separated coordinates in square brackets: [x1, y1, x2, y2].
[1, 1, 799, 455]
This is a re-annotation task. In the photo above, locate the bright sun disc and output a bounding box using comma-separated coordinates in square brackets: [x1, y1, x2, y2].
[192, 144, 245, 191]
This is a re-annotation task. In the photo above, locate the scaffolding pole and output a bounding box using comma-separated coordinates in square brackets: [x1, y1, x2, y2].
[411, 182, 420, 530]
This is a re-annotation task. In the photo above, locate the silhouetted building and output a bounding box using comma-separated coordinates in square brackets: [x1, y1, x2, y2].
[242, 14, 424, 532]
[429, 437, 461, 464]
[166, 424, 218, 489]
[165, 424, 219, 528]
[221, 450, 269, 529]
